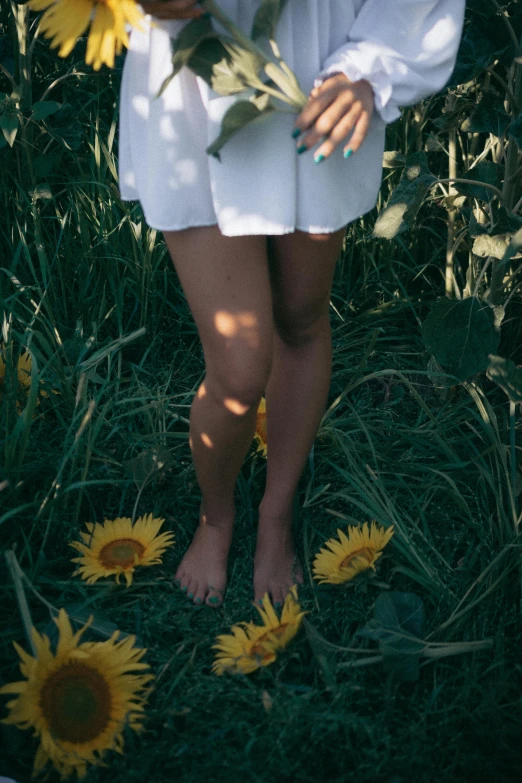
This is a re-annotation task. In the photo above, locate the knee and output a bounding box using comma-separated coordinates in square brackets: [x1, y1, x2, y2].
[273, 306, 330, 348]
[205, 359, 273, 415]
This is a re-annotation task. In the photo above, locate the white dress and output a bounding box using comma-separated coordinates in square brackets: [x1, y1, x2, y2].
[118, 0, 465, 237]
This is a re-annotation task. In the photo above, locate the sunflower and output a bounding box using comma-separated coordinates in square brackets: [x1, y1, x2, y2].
[0, 346, 50, 414]
[313, 521, 394, 585]
[253, 396, 267, 457]
[0, 608, 153, 780]
[70, 513, 175, 587]
[212, 585, 306, 675]
[28, 0, 145, 71]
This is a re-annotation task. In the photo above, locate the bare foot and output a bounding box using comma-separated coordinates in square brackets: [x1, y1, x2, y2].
[174, 503, 234, 607]
[253, 509, 304, 607]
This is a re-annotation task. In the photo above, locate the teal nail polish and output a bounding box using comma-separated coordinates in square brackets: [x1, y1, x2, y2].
[314, 154, 325, 164]
[208, 596, 220, 605]
[258, 599, 264, 606]
[181, 585, 188, 592]
[344, 148, 353, 159]
[195, 597, 203, 604]
[188, 592, 194, 599]
[297, 144, 307, 154]
[291, 128, 301, 139]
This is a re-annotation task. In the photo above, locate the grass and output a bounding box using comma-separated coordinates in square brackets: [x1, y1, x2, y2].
[1, 16, 522, 783]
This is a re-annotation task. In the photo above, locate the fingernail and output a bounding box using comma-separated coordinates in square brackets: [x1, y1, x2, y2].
[291, 128, 301, 138]
[344, 148, 353, 159]
[188, 592, 194, 599]
[194, 597, 203, 604]
[297, 144, 307, 154]
[314, 154, 325, 164]
[208, 596, 221, 605]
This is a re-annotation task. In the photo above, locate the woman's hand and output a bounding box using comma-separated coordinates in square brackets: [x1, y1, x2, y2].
[139, 0, 205, 20]
[292, 73, 374, 161]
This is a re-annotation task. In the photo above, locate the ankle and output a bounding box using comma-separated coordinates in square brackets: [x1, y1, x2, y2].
[200, 500, 235, 528]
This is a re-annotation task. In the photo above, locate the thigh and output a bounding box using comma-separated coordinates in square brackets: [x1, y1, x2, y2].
[163, 225, 274, 393]
[267, 228, 346, 335]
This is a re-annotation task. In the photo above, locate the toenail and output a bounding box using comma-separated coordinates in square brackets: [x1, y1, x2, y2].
[188, 592, 194, 599]
[181, 586, 188, 592]
[208, 596, 221, 604]
[194, 597, 203, 604]
[258, 599, 263, 606]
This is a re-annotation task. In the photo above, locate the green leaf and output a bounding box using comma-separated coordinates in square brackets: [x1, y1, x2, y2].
[487, 355, 522, 404]
[472, 233, 512, 260]
[158, 15, 214, 97]
[189, 37, 263, 95]
[0, 111, 18, 146]
[122, 446, 175, 491]
[454, 161, 503, 202]
[31, 100, 62, 120]
[207, 98, 275, 159]
[251, 0, 289, 40]
[357, 592, 425, 682]
[421, 296, 500, 382]
[303, 618, 337, 688]
[373, 152, 436, 239]
[461, 91, 509, 137]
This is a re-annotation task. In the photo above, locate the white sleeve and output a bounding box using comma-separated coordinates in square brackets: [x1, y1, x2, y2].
[315, 0, 466, 124]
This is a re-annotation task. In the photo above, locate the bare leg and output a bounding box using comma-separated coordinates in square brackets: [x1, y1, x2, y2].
[254, 228, 346, 606]
[163, 226, 274, 607]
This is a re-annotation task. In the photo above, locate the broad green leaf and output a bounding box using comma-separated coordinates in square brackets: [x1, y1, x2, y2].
[454, 161, 503, 202]
[158, 15, 214, 97]
[472, 233, 512, 260]
[461, 91, 509, 137]
[357, 592, 425, 682]
[122, 446, 175, 490]
[0, 111, 18, 146]
[31, 100, 62, 120]
[189, 38, 264, 95]
[382, 151, 406, 168]
[207, 98, 275, 159]
[421, 296, 500, 382]
[251, 0, 289, 40]
[373, 153, 436, 239]
[487, 355, 522, 404]
[497, 227, 522, 269]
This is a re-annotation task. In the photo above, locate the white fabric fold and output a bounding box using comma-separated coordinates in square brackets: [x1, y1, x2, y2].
[118, 0, 466, 236]
[315, 0, 466, 125]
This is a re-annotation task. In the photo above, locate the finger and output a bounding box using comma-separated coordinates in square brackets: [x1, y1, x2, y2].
[299, 94, 357, 150]
[312, 107, 365, 160]
[293, 83, 341, 135]
[343, 110, 372, 155]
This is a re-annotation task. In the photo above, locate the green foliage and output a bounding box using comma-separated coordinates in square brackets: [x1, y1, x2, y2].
[1, 1, 522, 781]
[421, 297, 500, 381]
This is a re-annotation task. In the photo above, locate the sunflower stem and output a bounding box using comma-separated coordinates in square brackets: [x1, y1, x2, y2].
[5, 550, 37, 656]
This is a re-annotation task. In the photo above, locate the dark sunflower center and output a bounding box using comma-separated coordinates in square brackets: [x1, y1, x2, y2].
[40, 662, 112, 744]
[99, 538, 145, 569]
[251, 623, 288, 657]
[340, 546, 374, 568]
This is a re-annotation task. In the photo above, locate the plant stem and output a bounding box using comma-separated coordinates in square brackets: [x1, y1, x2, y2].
[5, 550, 37, 656]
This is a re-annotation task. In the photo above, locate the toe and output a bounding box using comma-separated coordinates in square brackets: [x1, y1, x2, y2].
[186, 579, 199, 602]
[174, 567, 185, 587]
[193, 582, 206, 605]
[206, 588, 224, 608]
[269, 584, 285, 609]
[179, 573, 191, 594]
